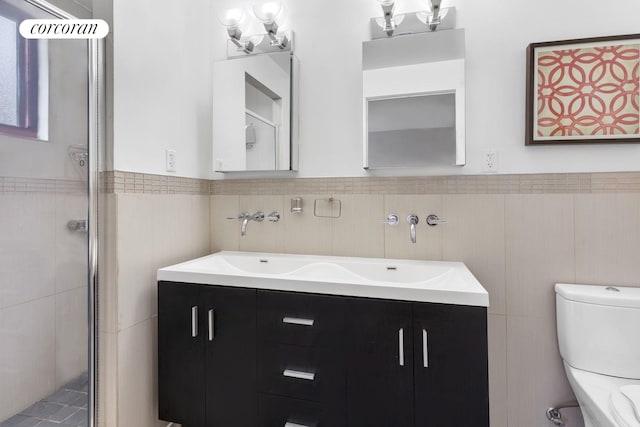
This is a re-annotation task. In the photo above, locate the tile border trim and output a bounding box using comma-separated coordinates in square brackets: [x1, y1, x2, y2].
[0, 176, 86, 194]
[102, 171, 640, 195]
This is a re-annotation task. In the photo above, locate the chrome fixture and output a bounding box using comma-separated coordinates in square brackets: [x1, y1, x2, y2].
[380, 214, 399, 226]
[425, 0, 443, 31]
[68, 144, 88, 167]
[290, 197, 303, 213]
[227, 211, 269, 235]
[426, 214, 448, 227]
[253, 1, 289, 49]
[545, 402, 579, 426]
[266, 211, 280, 222]
[407, 214, 419, 243]
[67, 219, 88, 233]
[370, 0, 455, 39]
[220, 1, 293, 58]
[218, 8, 254, 54]
[376, 0, 396, 36]
[314, 197, 342, 218]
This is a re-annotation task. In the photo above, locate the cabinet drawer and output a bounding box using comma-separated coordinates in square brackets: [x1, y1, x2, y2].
[257, 290, 345, 347]
[258, 343, 345, 404]
[259, 394, 346, 427]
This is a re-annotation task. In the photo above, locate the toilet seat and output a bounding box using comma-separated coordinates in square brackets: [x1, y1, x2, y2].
[610, 386, 640, 427]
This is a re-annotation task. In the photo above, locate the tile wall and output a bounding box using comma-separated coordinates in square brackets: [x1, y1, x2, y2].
[0, 180, 88, 423]
[104, 171, 640, 427]
[98, 182, 211, 427]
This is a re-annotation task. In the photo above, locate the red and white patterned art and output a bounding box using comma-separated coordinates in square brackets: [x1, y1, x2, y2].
[531, 41, 640, 143]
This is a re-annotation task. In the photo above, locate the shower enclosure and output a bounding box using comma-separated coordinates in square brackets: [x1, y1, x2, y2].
[0, 0, 101, 426]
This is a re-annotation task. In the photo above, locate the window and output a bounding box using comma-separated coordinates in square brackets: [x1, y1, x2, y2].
[0, 1, 39, 139]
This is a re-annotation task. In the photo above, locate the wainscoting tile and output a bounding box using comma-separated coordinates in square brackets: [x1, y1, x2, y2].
[443, 195, 506, 315]
[0, 297, 56, 421]
[282, 195, 332, 255]
[55, 288, 88, 390]
[505, 195, 575, 320]
[117, 318, 165, 427]
[383, 195, 442, 260]
[506, 315, 579, 427]
[210, 195, 240, 253]
[488, 315, 507, 427]
[575, 194, 640, 287]
[0, 194, 56, 309]
[331, 195, 384, 258]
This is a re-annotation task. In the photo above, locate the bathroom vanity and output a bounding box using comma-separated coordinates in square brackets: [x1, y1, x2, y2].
[157, 252, 489, 427]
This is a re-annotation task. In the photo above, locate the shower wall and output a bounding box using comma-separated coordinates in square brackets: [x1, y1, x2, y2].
[0, 33, 89, 422]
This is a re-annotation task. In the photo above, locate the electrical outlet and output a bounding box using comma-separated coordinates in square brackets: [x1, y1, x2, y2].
[166, 149, 176, 172]
[484, 149, 498, 173]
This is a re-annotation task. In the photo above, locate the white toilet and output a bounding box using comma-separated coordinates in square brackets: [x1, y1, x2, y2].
[556, 283, 640, 427]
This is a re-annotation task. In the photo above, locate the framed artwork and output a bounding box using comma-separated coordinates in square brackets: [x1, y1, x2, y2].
[525, 34, 640, 145]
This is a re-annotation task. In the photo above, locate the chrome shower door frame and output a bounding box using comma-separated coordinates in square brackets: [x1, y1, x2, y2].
[22, 2, 104, 427]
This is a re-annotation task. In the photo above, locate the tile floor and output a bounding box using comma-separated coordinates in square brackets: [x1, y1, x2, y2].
[0, 373, 88, 427]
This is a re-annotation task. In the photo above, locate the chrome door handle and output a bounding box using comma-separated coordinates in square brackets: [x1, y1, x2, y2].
[208, 309, 215, 341]
[191, 306, 198, 338]
[399, 328, 405, 366]
[282, 316, 314, 326]
[423, 329, 429, 368]
[283, 369, 315, 381]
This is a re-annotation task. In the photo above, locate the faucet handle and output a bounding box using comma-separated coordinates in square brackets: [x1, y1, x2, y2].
[227, 212, 250, 220]
[426, 214, 447, 226]
[380, 214, 399, 225]
[252, 211, 265, 222]
[266, 211, 280, 222]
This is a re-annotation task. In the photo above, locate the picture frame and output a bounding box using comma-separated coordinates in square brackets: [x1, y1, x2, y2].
[525, 34, 640, 145]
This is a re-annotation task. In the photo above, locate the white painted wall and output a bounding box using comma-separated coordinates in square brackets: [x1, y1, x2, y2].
[111, 0, 213, 179]
[207, 0, 640, 178]
[111, 0, 640, 178]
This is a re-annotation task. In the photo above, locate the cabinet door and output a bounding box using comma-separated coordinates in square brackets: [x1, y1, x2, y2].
[346, 298, 414, 427]
[204, 286, 257, 427]
[413, 303, 489, 427]
[158, 281, 206, 426]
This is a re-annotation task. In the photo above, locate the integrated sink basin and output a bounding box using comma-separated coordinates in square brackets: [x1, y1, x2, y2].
[157, 251, 489, 306]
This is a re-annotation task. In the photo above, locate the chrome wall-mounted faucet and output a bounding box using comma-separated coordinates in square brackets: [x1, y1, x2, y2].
[406, 214, 419, 243]
[266, 211, 280, 222]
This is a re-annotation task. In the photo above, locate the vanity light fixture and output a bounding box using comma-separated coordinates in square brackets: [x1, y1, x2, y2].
[425, 0, 443, 31]
[219, 8, 254, 54]
[253, 1, 289, 49]
[376, 0, 397, 37]
[370, 0, 455, 39]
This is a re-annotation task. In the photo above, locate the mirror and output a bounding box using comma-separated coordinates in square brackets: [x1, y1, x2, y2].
[362, 29, 465, 169]
[212, 51, 298, 172]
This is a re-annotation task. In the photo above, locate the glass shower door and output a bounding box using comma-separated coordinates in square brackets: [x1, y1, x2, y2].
[0, 1, 91, 426]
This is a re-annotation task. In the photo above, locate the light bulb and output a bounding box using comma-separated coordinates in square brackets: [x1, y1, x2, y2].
[253, 1, 283, 23]
[219, 8, 245, 28]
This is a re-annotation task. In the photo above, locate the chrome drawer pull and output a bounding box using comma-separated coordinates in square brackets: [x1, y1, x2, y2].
[399, 327, 404, 366]
[282, 316, 314, 326]
[283, 369, 315, 381]
[191, 306, 198, 338]
[285, 422, 310, 427]
[208, 309, 215, 341]
[423, 329, 429, 368]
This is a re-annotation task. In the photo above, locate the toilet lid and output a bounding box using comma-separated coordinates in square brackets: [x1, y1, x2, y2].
[610, 385, 640, 427]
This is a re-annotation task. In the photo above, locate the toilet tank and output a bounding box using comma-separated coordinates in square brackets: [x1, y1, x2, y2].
[556, 283, 640, 379]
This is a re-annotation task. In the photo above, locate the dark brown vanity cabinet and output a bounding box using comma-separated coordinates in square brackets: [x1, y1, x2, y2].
[158, 282, 488, 427]
[158, 281, 257, 427]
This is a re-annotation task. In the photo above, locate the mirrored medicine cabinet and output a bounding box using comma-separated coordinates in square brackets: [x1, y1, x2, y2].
[212, 50, 298, 172]
[362, 28, 466, 169]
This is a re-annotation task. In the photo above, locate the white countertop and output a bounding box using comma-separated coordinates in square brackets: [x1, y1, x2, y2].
[157, 251, 489, 307]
